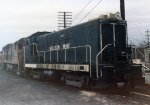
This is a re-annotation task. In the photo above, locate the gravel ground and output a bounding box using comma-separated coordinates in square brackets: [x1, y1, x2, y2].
[0, 69, 150, 105]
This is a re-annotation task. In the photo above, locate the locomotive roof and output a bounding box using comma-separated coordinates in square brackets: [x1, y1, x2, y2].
[38, 18, 126, 39]
[2, 43, 13, 50]
[26, 31, 51, 39]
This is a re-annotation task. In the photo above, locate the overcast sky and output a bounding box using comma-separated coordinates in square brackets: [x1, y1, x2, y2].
[0, 0, 150, 50]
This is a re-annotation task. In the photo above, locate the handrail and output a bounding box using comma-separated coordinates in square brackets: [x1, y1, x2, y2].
[96, 44, 112, 78]
[37, 45, 92, 77]
[65, 45, 92, 77]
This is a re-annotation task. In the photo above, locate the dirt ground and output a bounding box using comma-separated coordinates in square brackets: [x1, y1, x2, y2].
[0, 69, 150, 105]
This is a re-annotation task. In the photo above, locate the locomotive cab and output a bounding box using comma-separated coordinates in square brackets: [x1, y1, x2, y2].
[95, 18, 144, 89]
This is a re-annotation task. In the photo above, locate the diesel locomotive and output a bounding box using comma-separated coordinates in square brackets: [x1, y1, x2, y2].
[0, 15, 144, 90]
[0, 0, 144, 90]
[23, 14, 143, 89]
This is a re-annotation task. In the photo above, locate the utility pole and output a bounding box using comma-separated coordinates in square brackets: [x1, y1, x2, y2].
[58, 12, 72, 29]
[120, 0, 125, 20]
[145, 29, 150, 47]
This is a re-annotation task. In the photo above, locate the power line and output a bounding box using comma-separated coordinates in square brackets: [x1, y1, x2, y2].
[129, 37, 144, 42]
[139, 31, 145, 41]
[73, 0, 93, 22]
[129, 27, 146, 42]
[129, 31, 146, 43]
[78, 0, 103, 24]
[129, 21, 150, 25]
[145, 29, 150, 47]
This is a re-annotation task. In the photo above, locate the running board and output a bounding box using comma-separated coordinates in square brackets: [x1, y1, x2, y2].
[99, 64, 114, 68]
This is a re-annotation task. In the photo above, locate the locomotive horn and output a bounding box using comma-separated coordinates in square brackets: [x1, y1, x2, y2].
[120, 0, 125, 20]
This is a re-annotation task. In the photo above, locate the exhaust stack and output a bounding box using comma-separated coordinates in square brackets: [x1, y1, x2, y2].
[120, 0, 125, 20]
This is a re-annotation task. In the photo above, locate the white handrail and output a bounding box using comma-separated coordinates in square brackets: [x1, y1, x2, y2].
[96, 44, 112, 78]
[38, 45, 92, 77]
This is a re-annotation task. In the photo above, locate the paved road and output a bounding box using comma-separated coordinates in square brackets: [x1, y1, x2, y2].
[0, 70, 150, 105]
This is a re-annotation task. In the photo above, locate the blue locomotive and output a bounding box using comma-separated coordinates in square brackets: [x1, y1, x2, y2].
[0, 0, 144, 90]
[24, 15, 144, 89]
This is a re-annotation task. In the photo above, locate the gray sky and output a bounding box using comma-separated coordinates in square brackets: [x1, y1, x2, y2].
[0, 0, 150, 50]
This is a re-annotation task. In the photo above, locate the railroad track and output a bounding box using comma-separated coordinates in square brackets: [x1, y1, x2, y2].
[129, 85, 150, 103]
